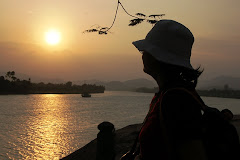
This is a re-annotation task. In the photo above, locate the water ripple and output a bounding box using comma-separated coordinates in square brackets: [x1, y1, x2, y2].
[1, 92, 239, 159]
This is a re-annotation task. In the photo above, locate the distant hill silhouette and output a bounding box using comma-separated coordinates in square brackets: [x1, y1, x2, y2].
[197, 76, 240, 90]
[77, 76, 240, 91]
[74, 78, 157, 91]
[1, 72, 239, 90]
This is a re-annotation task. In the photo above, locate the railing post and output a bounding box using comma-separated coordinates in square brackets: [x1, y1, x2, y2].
[96, 121, 115, 160]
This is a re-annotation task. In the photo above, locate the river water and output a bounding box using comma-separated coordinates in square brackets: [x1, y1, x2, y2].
[0, 91, 239, 159]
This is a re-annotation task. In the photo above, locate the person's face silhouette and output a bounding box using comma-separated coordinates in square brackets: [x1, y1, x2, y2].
[142, 51, 157, 75]
[142, 51, 167, 84]
[223, 111, 233, 121]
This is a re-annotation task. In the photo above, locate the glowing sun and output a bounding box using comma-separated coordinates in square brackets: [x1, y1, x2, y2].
[45, 29, 61, 45]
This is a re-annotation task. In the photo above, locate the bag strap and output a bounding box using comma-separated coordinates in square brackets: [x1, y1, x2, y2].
[158, 87, 207, 159]
[164, 87, 207, 111]
[128, 88, 205, 157]
[158, 90, 174, 159]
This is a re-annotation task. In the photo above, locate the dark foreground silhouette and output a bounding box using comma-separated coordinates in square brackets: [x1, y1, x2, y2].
[61, 115, 240, 160]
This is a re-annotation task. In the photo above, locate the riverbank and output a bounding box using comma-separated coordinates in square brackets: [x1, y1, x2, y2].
[135, 87, 240, 99]
[0, 92, 102, 95]
[61, 115, 240, 160]
[0, 73, 105, 95]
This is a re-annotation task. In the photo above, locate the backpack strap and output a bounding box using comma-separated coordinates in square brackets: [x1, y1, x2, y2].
[158, 91, 175, 159]
[158, 87, 207, 159]
[127, 88, 206, 159]
[163, 87, 207, 111]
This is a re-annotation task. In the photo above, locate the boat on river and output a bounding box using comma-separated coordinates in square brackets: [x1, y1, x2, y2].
[81, 93, 91, 97]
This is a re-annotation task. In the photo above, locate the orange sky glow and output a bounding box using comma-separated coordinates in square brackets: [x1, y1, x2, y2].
[0, 0, 240, 82]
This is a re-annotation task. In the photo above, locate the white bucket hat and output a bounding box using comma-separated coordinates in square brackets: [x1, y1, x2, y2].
[132, 19, 194, 70]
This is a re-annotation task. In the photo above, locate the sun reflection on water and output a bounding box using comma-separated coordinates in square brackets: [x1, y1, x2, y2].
[20, 94, 71, 159]
[2, 94, 98, 160]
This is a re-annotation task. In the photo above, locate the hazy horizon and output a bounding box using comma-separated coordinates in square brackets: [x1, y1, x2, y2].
[1, 0, 240, 82]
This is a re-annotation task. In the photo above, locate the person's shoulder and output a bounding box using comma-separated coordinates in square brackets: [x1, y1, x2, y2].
[163, 88, 196, 102]
[161, 88, 203, 131]
[162, 88, 202, 112]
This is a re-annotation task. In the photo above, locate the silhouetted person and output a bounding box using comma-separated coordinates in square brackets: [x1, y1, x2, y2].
[132, 20, 207, 160]
[200, 107, 240, 160]
[221, 108, 234, 121]
[96, 122, 115, 160]
[219, 109, 240, 160]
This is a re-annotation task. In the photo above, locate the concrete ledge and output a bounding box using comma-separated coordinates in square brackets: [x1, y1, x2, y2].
[61, 123, 142, 160]
[62, 115, 240, 160]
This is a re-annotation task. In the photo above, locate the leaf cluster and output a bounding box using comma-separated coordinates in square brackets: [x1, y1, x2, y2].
[128, 13, 165, 26]
[83, 26, 110, 35]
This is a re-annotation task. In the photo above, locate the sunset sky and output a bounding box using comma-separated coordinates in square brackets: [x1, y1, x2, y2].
[1, 0, 240, 82]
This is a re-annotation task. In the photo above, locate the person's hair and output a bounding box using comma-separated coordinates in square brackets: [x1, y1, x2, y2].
[176, 65, 203, 88]
[143, 51, 203, 88]
[154, 61, 203, 89]
[221, 109, 234, 117]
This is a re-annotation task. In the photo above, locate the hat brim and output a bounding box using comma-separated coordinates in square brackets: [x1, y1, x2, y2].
[132, 39, 194, 70]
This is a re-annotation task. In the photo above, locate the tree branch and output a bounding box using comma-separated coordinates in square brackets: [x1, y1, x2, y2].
[84, 0, 165, 34]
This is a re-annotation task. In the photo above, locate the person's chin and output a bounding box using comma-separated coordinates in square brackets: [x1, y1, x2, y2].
[143, 68, 148, 73]
[144, 69, 158, 80]
[143, 68, 152, 75]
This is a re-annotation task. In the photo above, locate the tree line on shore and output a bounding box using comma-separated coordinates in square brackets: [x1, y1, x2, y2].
[0, 71, 105, 94]
[135, 86, 240, 99]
